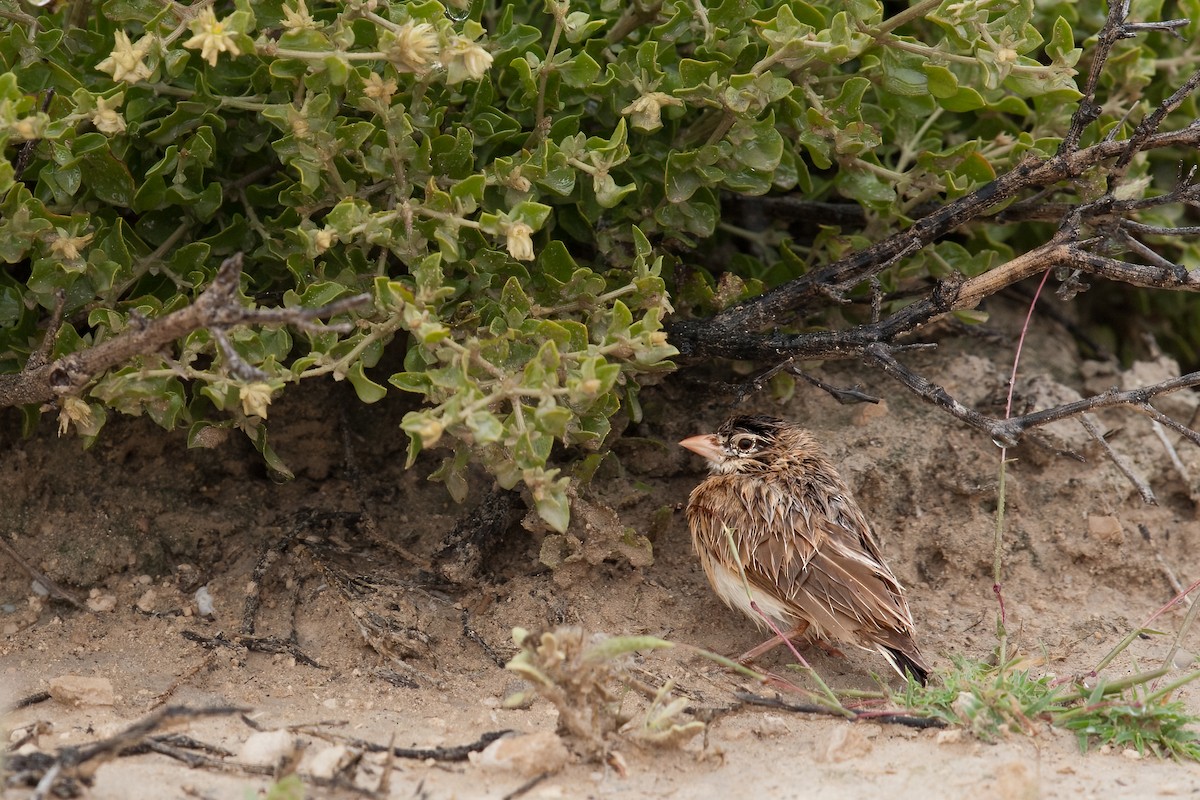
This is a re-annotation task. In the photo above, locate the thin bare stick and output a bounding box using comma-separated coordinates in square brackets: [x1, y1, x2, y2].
[1150, 419, 1191, 484]
[0, 536, 86, 611]
[866, 343, 1200, 448]
[1140, 403, 1200, 449]
[0, 253, 371, 409]
[1155, 553, 1190, 607]
[1077, 414, 1157, 504]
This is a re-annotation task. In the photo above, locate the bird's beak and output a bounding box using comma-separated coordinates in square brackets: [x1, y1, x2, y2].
[679, 433, 723, 462]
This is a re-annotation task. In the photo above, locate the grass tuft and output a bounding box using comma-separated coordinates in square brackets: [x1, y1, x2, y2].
[890, 653, 1200, 760]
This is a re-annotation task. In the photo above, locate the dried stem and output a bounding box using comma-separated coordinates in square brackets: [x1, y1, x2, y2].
[865, 343, 1200, 449]
[1077, 414, 1157, 504]
[0, 253, 371, 409]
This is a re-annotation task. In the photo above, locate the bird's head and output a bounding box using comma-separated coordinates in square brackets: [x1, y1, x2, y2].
[680, 415, 795, 475]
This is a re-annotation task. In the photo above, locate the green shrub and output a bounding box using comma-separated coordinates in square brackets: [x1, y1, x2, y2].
[0, 0, 1190, 528]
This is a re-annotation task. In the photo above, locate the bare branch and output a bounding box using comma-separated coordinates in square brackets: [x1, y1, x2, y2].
[1140, 403, 1200, 449]
[864, 343, 1200, 449]
[25, 288, 67, 372]
[1150, 418, 1191, 484]
[0, 253, 372, 409]
[1077, 414, 1157, 505]
[671, 5, 1200, 366]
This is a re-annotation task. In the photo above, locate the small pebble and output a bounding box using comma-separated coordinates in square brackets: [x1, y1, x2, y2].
[48, 675, 115, 707]
[469, 731, 569, 776]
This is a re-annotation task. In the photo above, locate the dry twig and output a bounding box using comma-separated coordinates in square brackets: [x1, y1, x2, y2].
[670, 4, 1200, 478]
[0, 253, 369, 409]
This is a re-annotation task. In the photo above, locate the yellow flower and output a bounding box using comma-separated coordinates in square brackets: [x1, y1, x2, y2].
[363, 72, 398, 102]
[96, 30, 154, 84]
[621, 92, 683, 133]
[91, 96, 126, 135]
[385, 21, 439, 72]
[281, 0, 317, 31]
[11, 116, 46, 141]
[184, 8, 242, 68]
[442, 36, 493, 84]
[312, 228, 336, 254]
[58, 397, 102, 437]
[239, 382, 275, 419]
[505, 221, 535, 261]
[49, 229, 94, 262]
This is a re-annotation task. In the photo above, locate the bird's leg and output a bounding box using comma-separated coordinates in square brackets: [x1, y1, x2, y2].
[737, 620, 811, 664]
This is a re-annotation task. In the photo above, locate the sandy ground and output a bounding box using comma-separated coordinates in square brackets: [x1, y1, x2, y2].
[5, 300, 1200, 798]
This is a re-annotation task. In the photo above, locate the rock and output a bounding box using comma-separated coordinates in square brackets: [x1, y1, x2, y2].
[751, 713, 791, 738]
[238, 729, 302, 768]
[305, 745, 353, 779]
[135, 588, 158, 613]
[194, 586, 215, 616]
[1088, 515, 1124, 546]
[469, 731, 570, 776]
[935, 728, 964, 745]
[815, 724, 873, 763]
[86, 590, 117, 613]
[48, 675, 115, 707]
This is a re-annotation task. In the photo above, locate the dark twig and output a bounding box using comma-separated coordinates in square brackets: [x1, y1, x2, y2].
[26, 706, 245, 796]
[8, 691, 51, 712]
[1113, 65, 1200, 176]
[864, 343, 1200, 448]
[291, 727, 512, 761]
[242, 533, 299, 636]
[1141, 403, 1200, 449]
[0, 253, 371, 408]
[503, 772, 551, 800]
[212, 328, 270, 382]
[735, 692, 944, 729]
[181, 630, 322, 668]
[462, 608, 509, 668]
[26, 289, 67, 372]
[791, 367, 880, 406]
[1058, 1, 1132, 155]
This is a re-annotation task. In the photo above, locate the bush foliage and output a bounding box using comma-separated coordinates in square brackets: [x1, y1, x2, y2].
[0, 0, 1195, 528]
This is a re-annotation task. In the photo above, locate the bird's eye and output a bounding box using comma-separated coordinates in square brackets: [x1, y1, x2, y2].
[732, 435, 757, 453]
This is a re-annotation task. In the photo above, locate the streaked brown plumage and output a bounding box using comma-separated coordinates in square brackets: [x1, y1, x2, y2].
[681, 415, 929, 684]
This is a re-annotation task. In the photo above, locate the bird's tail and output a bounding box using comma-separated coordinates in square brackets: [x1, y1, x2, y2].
[879, 644, 930, 686]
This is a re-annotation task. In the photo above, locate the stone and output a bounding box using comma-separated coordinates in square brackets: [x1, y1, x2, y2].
[1088, 515, 1124, 546]
[815, 724, 873, 763]
[48, 675, 115, 707]
[469, 731, 570, 776]
[238, 729, 301, 768]
[305, 745, 353, 779]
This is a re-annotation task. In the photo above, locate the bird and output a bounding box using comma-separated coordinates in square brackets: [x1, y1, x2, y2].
[680, 414, 930, 684]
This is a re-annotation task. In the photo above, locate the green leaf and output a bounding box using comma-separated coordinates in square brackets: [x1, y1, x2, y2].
[559, 51, 600, 88]
[244, 419, 295, 480]
[532, 474, 570, 533]
[79, 148, 136, 207]
[347, 361, 388, 403]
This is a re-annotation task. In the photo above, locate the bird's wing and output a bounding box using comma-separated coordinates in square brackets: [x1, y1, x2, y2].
[718, 478, 830, 603]
[753, 488, 915, 638]
[690, 477, 913, 634]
